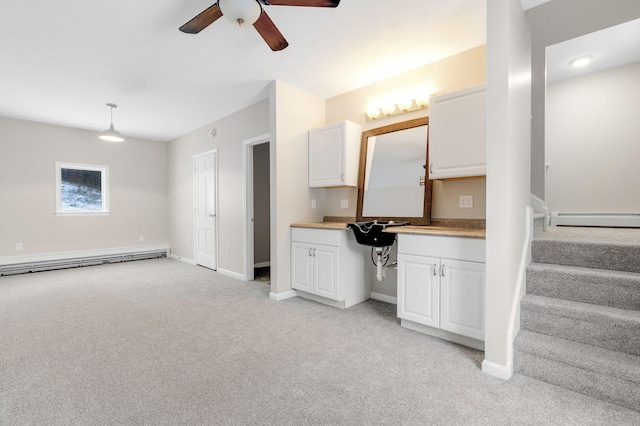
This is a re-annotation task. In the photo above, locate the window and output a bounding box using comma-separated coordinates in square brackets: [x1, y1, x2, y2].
[55, 162, 110, 216]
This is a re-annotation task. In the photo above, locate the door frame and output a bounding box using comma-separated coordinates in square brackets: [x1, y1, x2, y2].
[243, 133, 271, 281]
[193, 149, 219, 269]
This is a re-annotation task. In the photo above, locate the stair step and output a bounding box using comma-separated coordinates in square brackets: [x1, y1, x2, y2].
[527, 262, 640, 310]
[532, 238, 640, 273]
[521, 294, 640, 356]
[514, 330, 640, 411]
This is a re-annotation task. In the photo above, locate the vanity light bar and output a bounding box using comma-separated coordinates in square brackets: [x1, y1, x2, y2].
[366, 91, 435, 120]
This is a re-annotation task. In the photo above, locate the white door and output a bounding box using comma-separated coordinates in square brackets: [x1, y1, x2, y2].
[397, 254, 440, 328]
[313, 244, 339, 301]
[308, 123, 345, 187]
[429, 84, 486, 179]
[194, 150, 217, 270]
[291, 242, 314, 293]
[440, 259, 485, 340]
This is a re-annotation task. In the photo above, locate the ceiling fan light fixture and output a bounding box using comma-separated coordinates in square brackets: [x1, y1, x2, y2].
[218, 0, 262, 26]
[99, 103, 125, 142]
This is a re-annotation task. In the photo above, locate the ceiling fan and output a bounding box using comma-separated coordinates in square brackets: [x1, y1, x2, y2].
[179, 0, 340, 51]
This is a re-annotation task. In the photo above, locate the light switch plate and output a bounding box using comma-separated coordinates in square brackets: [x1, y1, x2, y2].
[340, 199, 348, 209]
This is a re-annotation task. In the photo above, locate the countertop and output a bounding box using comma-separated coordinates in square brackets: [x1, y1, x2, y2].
[290, 219, 485, 239]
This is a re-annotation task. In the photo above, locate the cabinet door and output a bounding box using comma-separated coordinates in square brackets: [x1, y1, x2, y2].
[429, 84, 486, 179]
[309, 123, 345, 187]
[440, 259, 485, 340]
[313, 244, 340, 301]
[397, 254, 440, 328]
[291, 242, 314, 293]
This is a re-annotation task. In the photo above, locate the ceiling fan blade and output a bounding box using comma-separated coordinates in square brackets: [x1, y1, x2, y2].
[264, 0, 340, 6]
[253, 11, 289, 51]
[179, 4, 223, 34]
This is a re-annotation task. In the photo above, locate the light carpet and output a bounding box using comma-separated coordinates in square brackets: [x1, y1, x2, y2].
[1, 258, 639, 425]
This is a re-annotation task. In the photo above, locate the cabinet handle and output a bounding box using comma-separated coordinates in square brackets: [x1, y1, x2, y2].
[433, 265, 438, 276]
[430, 163, 434, 174]
[313, 248, 317, 257]
[309, 248, 312, 257]
[441, 265, 445, 277]
[341, 173, 344, 181]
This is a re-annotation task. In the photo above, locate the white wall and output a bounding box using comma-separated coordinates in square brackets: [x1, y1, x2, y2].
[529, 0, 640, 200]
[483, 0, 531, 376]
[0, 116, 168, 257]
[167, 99, 269, 277]
[546, 62, 640, 215]
[269, 81, 326, 297]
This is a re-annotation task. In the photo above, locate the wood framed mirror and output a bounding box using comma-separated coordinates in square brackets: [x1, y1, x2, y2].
[356, 117, 432, 225]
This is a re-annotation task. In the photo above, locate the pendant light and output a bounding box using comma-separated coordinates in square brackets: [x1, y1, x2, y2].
[99, 103, 125, 142]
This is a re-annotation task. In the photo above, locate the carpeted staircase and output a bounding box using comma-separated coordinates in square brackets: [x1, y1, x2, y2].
[514, 220, 640, 411]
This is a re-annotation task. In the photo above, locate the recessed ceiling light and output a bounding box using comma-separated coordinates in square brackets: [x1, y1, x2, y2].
[570, 55, 593, 68]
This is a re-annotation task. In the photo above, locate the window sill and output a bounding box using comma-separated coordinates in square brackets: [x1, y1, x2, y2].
[55, 211, 111, 217]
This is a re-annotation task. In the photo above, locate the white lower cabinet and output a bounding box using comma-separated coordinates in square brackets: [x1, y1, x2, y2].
[397, 254, 440, 328]
[291, 227, 369, 309]
[291, 242, 339, 300]
[397, 234, 486, 348]
[439, 258, 485, 340]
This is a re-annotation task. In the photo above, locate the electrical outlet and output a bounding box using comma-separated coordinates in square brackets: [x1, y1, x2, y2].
[226, 243, 230, 252]
[16, 243, 23, 251]
[311, 199, 316, 209]
[139, 235, 144, 242]
[459, 195, 474, 208]
[340, 199, 348, 209]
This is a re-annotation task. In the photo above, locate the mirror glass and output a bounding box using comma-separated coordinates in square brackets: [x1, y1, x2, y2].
[356, 117, 432, 225]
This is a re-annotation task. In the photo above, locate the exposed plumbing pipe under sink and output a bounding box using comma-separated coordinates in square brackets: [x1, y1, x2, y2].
[373, 245, 394, 282]
[346, 220, 407, 282]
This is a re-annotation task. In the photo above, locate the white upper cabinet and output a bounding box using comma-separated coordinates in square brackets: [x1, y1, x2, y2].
[428, 84, 486, 179]
[308, 120, 362, 187]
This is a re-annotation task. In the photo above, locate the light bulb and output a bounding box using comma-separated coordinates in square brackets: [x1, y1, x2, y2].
[570, 55, 593, 68]
[397, 98, 414, 112]
[381, 104, 396, 116]
[366, 107, 381, 120]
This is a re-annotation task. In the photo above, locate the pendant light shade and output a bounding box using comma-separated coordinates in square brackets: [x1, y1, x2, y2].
[99, 103, 125, 142]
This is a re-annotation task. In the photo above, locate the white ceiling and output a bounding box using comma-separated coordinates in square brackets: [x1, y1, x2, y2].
[0, 1, 486, 142]
[547, 17, 640, 83]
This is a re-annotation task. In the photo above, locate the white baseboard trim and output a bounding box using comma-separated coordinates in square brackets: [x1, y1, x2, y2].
[529, 193, 546, 213]
[254, 261, 270, 268]
[400, 319, 484, 351]
[482, 360, 513, 380]
[296, 291, 347, 309]
[370, 292, 397, 305]
[269, 290, 297, 301]
[168, 254, 196, 265]
[217, 268, 246, 281]
[550, 213, 640, 227]
[0, 243, 170, 266]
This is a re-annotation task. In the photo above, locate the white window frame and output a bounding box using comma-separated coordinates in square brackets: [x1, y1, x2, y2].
[55, 161, 110, 216]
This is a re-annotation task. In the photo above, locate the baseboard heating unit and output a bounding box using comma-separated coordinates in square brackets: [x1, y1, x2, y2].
[550, 213, 640, 228]
[0, 245, 169, 276]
